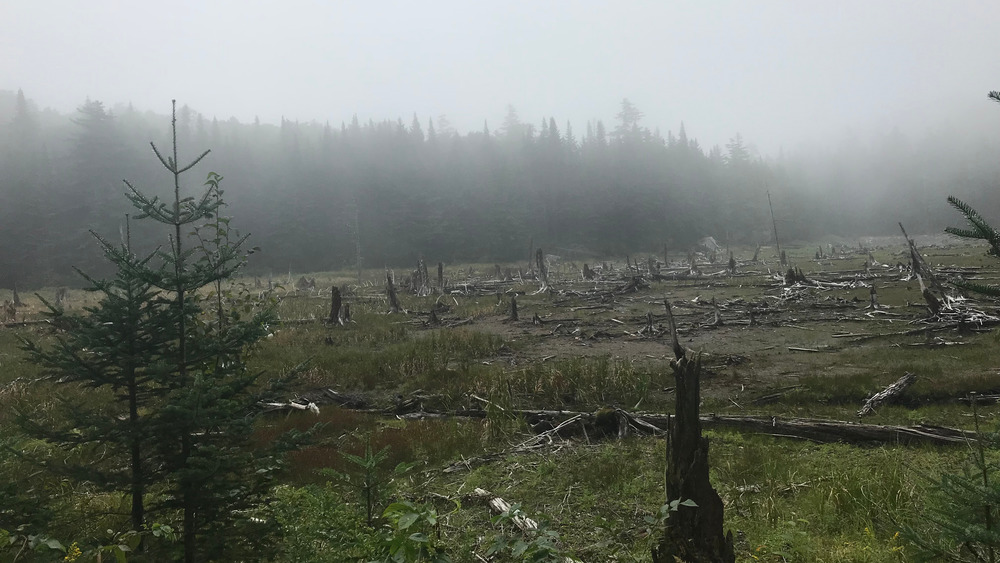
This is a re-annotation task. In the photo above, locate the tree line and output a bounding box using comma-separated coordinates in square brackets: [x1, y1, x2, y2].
[1, 90, 997, 288]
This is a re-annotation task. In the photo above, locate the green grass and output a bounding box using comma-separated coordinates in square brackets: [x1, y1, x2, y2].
[6, 241, 1000, 561]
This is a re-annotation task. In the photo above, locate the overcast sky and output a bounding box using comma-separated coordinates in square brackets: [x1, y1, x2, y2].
[2, 0, 997, 154]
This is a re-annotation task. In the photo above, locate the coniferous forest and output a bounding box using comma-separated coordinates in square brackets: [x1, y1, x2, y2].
[2, 89, 999, 288]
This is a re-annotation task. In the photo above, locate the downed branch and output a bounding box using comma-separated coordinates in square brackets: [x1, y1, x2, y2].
[858, 372, 917, 417]
[470, 488, 537, 531]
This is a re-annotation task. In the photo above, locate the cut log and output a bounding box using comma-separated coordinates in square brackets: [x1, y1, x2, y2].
[857, 372, 916, 417]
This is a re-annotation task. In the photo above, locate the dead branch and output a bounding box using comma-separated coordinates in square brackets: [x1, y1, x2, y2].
[858, 372, 916, 417]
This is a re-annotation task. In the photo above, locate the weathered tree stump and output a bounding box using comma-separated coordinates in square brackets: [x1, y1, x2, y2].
[386, 270, 402, 313]
[917, 274, 941, 317]
[653, 301, 735, 563]
[437, 262, 444, 291]
[510, 295, 518, 321]
[867, 286, 879, 310]
[328, 286, 342, 325]
[535, 248, 549, 290]
[12, 284, 23, 307]
[582, 263, 596, 280]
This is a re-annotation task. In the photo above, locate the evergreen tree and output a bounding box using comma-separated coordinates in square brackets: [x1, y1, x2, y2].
[127, 101, 304, 562]
[22, 101, 306, 562]
[20, 218, 164, 539]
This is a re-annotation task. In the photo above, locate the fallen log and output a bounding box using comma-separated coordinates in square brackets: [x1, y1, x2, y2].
[858, 372, 916, 417]
[695, 414, 972, 445]
[264, 391, 976, 447]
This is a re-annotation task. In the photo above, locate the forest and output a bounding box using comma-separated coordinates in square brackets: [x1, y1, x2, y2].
[2, 89, 999, 289]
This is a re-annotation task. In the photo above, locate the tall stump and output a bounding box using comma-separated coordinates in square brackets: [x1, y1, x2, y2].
[653, 302, 735, 563]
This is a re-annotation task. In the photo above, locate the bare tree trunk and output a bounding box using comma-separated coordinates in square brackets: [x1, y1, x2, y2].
[437, 262, 444, 292]
[510, 295, 518, 321]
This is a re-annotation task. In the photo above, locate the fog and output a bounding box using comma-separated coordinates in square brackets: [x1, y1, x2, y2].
[2, 1, 1000, 287]
[3, 1, 997, 154]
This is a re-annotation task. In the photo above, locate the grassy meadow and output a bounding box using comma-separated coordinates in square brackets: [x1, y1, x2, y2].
[2, 239, 1000, 561]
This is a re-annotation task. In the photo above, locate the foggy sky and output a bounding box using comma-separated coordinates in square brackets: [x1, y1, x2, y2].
[2, 0, 998, 154]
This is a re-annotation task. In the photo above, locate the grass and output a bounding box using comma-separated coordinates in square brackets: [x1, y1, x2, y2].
[5, 241, 1000, 561]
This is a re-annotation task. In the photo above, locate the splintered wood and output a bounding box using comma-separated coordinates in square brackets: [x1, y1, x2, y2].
[857, 372, 917, 417]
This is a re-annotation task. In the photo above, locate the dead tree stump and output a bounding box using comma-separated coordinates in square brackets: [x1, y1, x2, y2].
[437, 262, 444, 292]
[535, 248, 549, 291]
[328, 286, 343, 325]
[917, 274, 941, 317]
[12, 284, 23, 307]
[510, 295, 518, 321]
[582, 263, 596, 280]
[343, 304, 351, 323]
[653, 301, 735, 563]
[867, 286, 879, 310]
[728, 253, 736, 276]
[386, 270, 402, 313]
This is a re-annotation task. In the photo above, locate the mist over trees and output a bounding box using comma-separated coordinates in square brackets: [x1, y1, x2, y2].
[2, 89, 999, 288]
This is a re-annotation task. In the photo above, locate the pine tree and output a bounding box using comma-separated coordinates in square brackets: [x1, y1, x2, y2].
[22, 101, 306, 562]
[126, 101, 304, 562]
[20, 219, 165, 539]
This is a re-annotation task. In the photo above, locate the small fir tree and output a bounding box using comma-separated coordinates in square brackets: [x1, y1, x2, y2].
[22, 101, 305, 562]
[20, 217, 165, 539]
